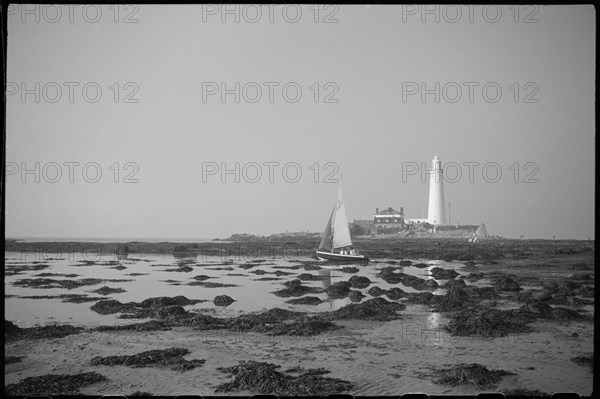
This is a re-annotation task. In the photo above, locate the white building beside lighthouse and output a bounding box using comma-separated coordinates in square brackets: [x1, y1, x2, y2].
[427, 155, 446, 225]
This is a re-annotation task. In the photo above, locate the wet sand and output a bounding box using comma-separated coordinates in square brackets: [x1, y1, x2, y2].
[4, 238, 595, 395]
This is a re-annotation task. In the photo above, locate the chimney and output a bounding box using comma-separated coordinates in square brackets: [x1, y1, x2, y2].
[400, 206, 404, 215]
[376, 208, 379, 214]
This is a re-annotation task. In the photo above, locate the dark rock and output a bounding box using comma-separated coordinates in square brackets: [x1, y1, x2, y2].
[406, 292, 435, 304]
[130, 391, 154, 396]
[187, 281, 239, 288]
[377, 266, 404, 284]
[91, 286, 127, 295]
[91, 299, 136, 315]
[348, 276, 371, 289]
[140, 296, 202, 308]
[430, 267, 459, 279]
[386, 287, 405, 300]
[465, 273, 484, 282]
[297, 273, 323, 281]
[425, 279, 439, 288]
[5, 320, 21, 336]
[368, 286, 387, 297]
[494, 276, 522, 291]
[401, 275, 427, 290]
[303, 264, 322, 271]
[349, 290, 365, 302]
[192, 274, 213, 281]
[152, 305, 190, 318]
[273, 270, 295, 276]
[273, 280, 322, 297]
[214, 295, 235, 307]
[442, 279, 467, 288]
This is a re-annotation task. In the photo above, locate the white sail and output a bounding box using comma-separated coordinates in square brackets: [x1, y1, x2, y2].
[319, 206, 335, 250]
[331, 186, 353, 249]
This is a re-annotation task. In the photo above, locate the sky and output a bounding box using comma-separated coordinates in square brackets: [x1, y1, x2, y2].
[5, 5, 595, 240]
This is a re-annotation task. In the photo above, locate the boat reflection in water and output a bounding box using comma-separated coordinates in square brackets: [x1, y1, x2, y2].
[318, 268, 352, 310]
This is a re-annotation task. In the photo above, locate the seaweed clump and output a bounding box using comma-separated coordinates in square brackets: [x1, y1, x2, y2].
[444, 308, 536, 338]
[425, 363, 515, 389]
[368, 286, 387, 297]
[385, 287, 405, 300]
[95, 320, 171, 332]
[348, 276, 371, 289]
[130, 391, 154, 396]
[285, 296, 323, 305]
[494, 275, 522, 291]
[502, 388, 549, 397]
[326, 281, 352, 299]
[272, 280, 322, 297]
[12, 277, 132, 290]
[90, 295, 206, 316]
[349, 290, 365, 302]
[92, 286, 127, 295]
[91, 347, 205, 371]
[6, 356, 24, 364]
[227, 308, 300, 331]
[297, 273, 323, 281]
[332, 298, 405, 321]
[571, 355, 593, 369]
[429, 267, 459, 279]
[5, 320, 83, 341]
[263, 316, 340, 336]
[215, 361, 353, 395]
[431, 286, 471, 312]
[376, 267, 427, 289]
[5, 372, 107, 395]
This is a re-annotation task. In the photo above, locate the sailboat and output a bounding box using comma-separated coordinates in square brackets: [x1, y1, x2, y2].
[316, 186, 369, 262]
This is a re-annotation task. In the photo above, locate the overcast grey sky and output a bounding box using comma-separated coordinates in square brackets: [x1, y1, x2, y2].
[6, 5, 595, 240]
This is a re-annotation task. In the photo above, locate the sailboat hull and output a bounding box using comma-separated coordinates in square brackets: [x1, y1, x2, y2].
[316, 250, 369, 262]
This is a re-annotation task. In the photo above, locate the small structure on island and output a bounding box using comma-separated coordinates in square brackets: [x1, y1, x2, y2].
[468, 223, 489, 242]
[372, 207, 405, 234]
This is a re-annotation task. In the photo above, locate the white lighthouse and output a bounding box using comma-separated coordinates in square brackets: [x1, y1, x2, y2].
[427, 155, 446, 225]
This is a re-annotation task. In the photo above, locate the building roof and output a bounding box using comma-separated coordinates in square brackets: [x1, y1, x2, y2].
[374, 207, 402, 216]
